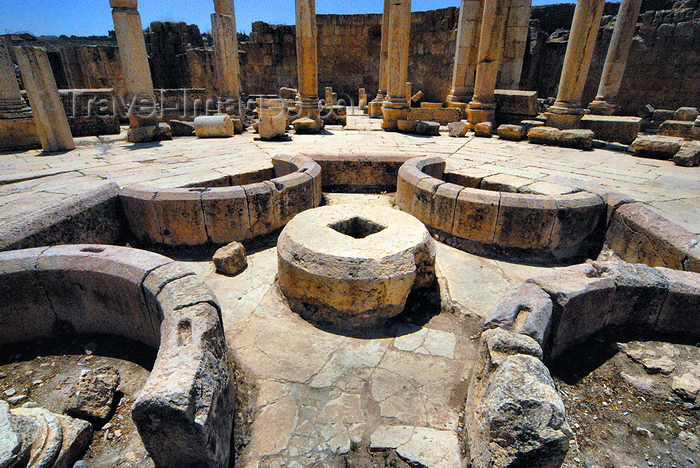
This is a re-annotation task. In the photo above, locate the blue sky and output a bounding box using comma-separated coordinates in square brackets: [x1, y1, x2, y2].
[0, 0, 564, 37]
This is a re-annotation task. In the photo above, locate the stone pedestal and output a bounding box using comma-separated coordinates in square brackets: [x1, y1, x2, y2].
[589, 0, 643, 115]
[0, 41, 40, 150]
[369, 0, 392, 118]
[448, 0, 484, 109]
[14, 46, 75, 152]
[545, 0, 606, 129]
[467, 0, 509, 126]
[212, 0, 242, 116]
[382, 0, 412, 131]
[110, 0, 161, 141]
[295, 0, 323, 133]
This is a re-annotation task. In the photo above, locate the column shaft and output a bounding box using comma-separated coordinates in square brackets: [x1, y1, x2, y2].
[467, 0, 509, 125]
[497, 0, 532, 90]
[546, 0, 606, 128]
[211, 9, 242, 109]
[15, 46, 75, 152]
[0, 43, 23, 103]
[295, 0, 320, 121]
[111, 3, 153, 96]
[382, 0, 412, 130]
[589, 0, 643, 115]
[447, 0, 484, 108]
[369, 0, 392, 118]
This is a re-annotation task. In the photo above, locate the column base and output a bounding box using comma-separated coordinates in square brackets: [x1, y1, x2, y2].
[368, 100, 384, 119]
[545, 105, 585, 129]
[127, 123, 173, 143]
[588, 99, 618, 116]
[447, 101, 469, 119]
[466, 102, 496, 126]
[292, 116, 324, 134]
[381, 103, 410, 131]
[0, 117, 41, 151]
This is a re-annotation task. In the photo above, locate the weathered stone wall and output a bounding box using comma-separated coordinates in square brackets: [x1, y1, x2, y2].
[145, 21, 204, 89]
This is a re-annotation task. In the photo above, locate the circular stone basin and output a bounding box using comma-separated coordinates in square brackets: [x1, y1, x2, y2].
[277, 205, 436, 328]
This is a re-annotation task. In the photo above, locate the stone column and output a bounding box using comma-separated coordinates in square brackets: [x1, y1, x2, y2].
[293, 0, 322, 133]
[467, 0, 509, 125]
[14, 46, 75, 152]
[1, 42, 40, 150]
[497, 0, 532, 90]
[382, 0, 412, 131]
[369, 0, 392, 118]
[589, 0, 643, 115]
[447, 0, 484, 114]
[110, 0, 167, 142]
[212, 0, 242, 115]
[545, 0, 606, 129]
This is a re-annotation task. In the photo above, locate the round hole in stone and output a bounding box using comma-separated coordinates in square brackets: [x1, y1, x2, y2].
[80, 247, 104, 253]
[329, 217, 386, 239]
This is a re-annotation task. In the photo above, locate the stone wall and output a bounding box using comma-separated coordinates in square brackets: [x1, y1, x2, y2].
[145, 21, 204, 89]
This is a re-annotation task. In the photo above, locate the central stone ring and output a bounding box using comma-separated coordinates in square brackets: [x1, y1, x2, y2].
[277, 205, 436, 329]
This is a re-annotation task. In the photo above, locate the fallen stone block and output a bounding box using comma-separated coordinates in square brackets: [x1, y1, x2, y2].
[448, 121, 469, 137]
[213, 241, 247, 275]
[293, 116, 323, 134]
[558, 129, 594, 150]
[580, 115, 641, 145]
[659, 120, 695, 138]
[484, 282, 554, 346]
[528, 126, 561, 145]
[474, 121, 492, 137]
[66, 365, 120, 422]
[415, 121, 440, 136]
[169, 120, 195, 137]
[194, 115, 235, 138]
[397, 119, 418, 134]
[494, 89, 538, 116]
[652, 109, 675, 121]
[497, 124, 527, 141]
[673, 107, 699, 121]
[520, 119, 545, 131]
[673, 142, 700, 167]
[630, 135, 681, 158]
[408, 107, 461, 125]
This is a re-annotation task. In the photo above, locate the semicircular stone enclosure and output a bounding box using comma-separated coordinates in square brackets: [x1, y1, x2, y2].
[397, 156, 607, 262]
[0, 244, 234, 467]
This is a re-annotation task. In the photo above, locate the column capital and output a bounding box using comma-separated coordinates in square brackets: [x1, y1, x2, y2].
[110, 0, 137, 9]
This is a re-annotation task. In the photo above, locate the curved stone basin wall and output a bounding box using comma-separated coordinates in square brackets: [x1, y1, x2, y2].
[397, 156, 606, 262]
[120, 155, 322, 246]
[466, 262, 700, 467]
[0, 244, 234, 467]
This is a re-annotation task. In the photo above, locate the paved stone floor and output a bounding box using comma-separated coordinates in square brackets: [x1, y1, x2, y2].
[1, 115, 698, 466]
[1, 115, 698, 233]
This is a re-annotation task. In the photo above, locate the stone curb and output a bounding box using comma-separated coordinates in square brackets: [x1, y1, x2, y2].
[0, 245, 234, 467]
[120, 155, 322, 246]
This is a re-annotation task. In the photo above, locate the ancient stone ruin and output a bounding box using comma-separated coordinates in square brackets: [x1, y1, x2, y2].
[0, 0, 699, 466]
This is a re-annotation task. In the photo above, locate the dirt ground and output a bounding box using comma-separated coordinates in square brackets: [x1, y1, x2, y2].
[554, 340, 700, 468]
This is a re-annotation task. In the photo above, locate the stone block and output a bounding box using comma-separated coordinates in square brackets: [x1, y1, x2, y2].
[201, 186, 251, 243]
[527, 126, 561, 145]
[415, 121, 440, 136]
[430, 182, 462, 233]
[243, 181, 277, 238]
[213, 241, 247, 275]
[169, 119, 195, 136]
[66, 366, 120, 422]
[497, 124, 527, 141]
[153, 189, 208, 246]
[448, 121, 469, 137]
[527, 264, 616, 360]
[407, 107, 461, 125]
[0, 117, 40, 151]
[659, 120, 695, 138]
[630, 135, 681, 158]
[120, 185, 163, 244]
[558, 129, 594, 150]
[480, 173, 531, 193]
[494, 193, 557, 250]
[580, 115, 642, 145]
[549, 192, 604, 259]
[474, 122, 492, 137]
[293, 116, 323, 134]
[674, 142, 700, 167]
[673, 107, 699, 121]
[194, 115, 234, 138]
[654, 267, 700, 338]
[397, 119, 418, 133]
[269, 171, 316, 226]
[494, 89, 538, 116]
[605, 202, 698, 271]
[452, 188, 500, 244]
[652, 109, 675, 121]
[484, 282, 554, 346]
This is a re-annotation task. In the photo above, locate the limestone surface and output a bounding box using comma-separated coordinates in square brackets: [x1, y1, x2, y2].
[277, 205, 436, 328]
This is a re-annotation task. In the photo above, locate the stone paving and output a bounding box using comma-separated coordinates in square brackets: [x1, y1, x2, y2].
[1, 115, 698, 234]
[0, 115, 698, 465]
